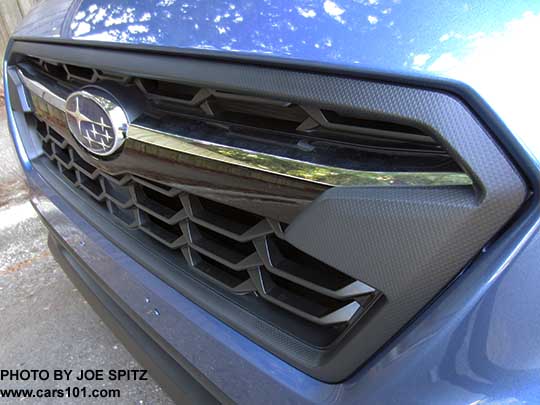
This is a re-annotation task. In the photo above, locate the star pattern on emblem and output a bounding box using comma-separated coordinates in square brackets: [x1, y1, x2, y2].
[65, 92, 124, 155]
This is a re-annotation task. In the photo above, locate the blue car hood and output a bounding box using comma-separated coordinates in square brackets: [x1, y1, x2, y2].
[14, 0, 540, 159]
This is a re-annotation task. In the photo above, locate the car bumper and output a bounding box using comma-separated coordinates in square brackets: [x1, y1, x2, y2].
[46, 231, 220, 404]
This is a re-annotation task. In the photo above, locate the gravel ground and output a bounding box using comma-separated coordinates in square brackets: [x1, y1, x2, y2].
[0, 105, 174, 403]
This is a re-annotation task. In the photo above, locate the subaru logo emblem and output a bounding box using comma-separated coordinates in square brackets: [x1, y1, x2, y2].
[65, 89, 128, 156]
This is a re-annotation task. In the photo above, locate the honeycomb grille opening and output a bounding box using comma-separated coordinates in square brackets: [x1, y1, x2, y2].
[265, 273, 358, 319]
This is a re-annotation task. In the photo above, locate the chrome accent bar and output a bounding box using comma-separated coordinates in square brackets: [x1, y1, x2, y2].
[17, 67, 67, 111]
[128, 124, 472, 187]
[17, 67, 472, 188]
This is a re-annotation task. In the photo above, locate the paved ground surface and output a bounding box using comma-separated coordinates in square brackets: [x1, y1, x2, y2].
[0, 103, 174, 403]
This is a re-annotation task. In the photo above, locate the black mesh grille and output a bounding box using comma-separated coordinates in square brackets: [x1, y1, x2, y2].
[33, 117, 380, 330]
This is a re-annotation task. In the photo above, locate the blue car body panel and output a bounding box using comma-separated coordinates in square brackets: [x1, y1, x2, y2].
[7, 1, 540, 403]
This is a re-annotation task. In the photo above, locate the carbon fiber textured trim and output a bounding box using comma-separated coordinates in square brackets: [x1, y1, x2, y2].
[283, 72, 527, 378]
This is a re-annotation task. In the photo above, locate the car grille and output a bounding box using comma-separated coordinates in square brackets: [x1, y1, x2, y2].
[8, 41, 525, 382]
[12, 50, 472, 350]
[16, 55, 471, 340]
[35, 117, 380, 327]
